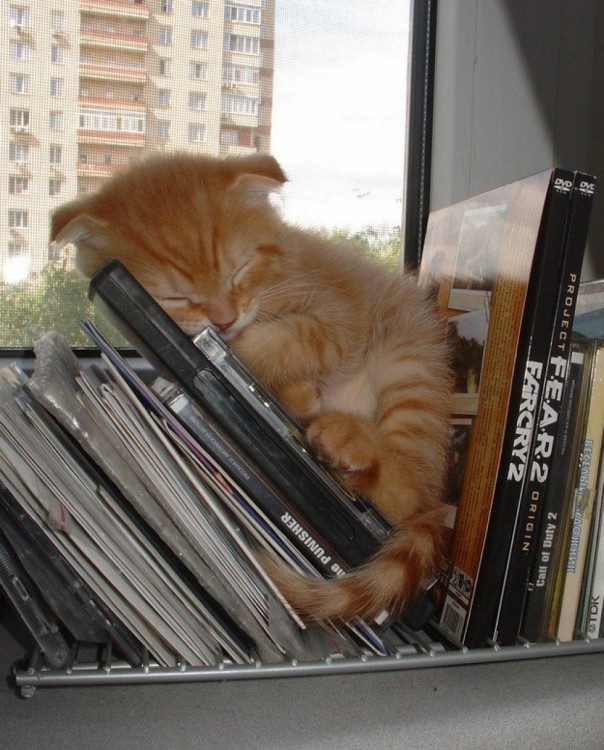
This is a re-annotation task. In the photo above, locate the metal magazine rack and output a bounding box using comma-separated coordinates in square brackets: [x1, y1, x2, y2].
[11, 625, 604, 699]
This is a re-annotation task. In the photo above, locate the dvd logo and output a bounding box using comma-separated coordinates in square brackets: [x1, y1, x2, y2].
[554, 178, 573, 191]
[580, 181, 596, 195]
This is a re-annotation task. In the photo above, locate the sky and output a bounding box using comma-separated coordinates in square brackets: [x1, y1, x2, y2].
[269, 0, 411, 232]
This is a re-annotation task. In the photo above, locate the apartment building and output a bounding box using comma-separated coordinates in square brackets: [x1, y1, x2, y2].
[1, 0, 275, 282]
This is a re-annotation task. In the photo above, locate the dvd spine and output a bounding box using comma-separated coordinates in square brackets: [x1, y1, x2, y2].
[520, 342, 589, 642]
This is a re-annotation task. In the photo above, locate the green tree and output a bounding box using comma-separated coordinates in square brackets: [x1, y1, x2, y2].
[320, 225, 403, 269]
[0, 262, 95, 348]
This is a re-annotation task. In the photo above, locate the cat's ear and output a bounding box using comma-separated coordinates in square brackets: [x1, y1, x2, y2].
[50, 199, 112, 277]
[228, 154, 287, 205]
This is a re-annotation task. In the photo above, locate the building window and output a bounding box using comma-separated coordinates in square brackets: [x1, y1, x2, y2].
[188, 123, 205, 143]
[161, 0, 173, 12]
[8, 241, 27, 258]
[49, 111, 64, 131]
[51, 45, 64, 64]
[221, 93, 258, 115]
[10, 109, 30, 130]
[8, 210, 29, 229]
[9, 142, 29, 163]
[224, 34, 260, 55]
[79, 110, 145, 134]
[159, 26, 173, 46]
[49, 179, 62, 197]
[220, 128, 239, 146]
[190, 61, 208, 80]
[50, 78, 64, 98]
[9, 6, 30, 29]
[159, 58, 172, 76]
[157, 120, 170, 141]
[223, 65, 259, 85]
[10, 40, 30, 61]
[188, 92, 206, 111]
[226, 4, 261, 25]
[192, 2, 209, 18]
[50, 10, 65, 34]
[9, 175, 29, 195]
[50, 144, 62, 165]
[191, 30, 209, 49]
[158, 89, 171, 107]
[10, 74, 30, 95]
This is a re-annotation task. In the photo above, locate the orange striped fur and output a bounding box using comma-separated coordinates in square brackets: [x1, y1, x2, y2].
[51, 153, 452, 623]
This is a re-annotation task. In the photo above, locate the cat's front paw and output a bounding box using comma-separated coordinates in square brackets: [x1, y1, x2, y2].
[306, 413, 379, 483]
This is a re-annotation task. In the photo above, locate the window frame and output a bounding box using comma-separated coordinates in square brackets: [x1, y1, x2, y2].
[402, 0, 438, 268]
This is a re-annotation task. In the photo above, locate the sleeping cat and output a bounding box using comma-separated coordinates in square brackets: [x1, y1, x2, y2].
[50, 153, 452, 623]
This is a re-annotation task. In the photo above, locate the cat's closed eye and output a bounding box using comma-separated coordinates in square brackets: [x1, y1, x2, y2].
[231, 260, 252, 287]
[157, 296, 191, 309]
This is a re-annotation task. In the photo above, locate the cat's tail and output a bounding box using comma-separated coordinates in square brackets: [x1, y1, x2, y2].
[261, 505, 447, 623]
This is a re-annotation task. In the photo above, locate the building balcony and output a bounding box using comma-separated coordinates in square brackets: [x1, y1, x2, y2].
[79, 0, 149, 20]
[79, 95, 146, 111]
[80, 62, 147, 83]
[80, 29, 148, 53]
[220, 112, 259, 129]
[77, 129, 146, 147]
[219, 143, 257, 157]
[76, 161, 117, 178]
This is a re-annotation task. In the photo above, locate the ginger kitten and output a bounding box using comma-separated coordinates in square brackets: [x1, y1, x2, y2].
[51, 153, 452, 623]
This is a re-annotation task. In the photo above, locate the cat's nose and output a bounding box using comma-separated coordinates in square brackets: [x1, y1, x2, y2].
[209, 315, 237, 332]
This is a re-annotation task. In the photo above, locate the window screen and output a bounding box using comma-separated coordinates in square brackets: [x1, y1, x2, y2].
[1, 0, 413, 348]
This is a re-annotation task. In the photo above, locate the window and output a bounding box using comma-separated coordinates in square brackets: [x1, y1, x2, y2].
[157, 120, 170, 141]
[221, 93, 258, 116]
[192, 2, 209, 19]
[223, 65, 259, 85]
[8, 242, 27, 258]
[49, 145, 62, 165]
[0, 0, 421, 350]
[49, 179, 62, 197]
[189, 92, 206, 111]
[51, 45, 64, 64]
[191, 30, 208, 49]
[50, 78, 64, 98]
[10, 41, 30, 61]
[220, 128, 239, 145]
[226, 4, 261, 25]
[9, 143, 29, 163]
[159, 58, 172, 76]
[8, 210, 28, 229]
[9, 175, 29, 195]
[50, 11, 65, 34]
[159, 26, 173, 46]
[10, 74, 30, 95]
[10, 109, 30, 130]
[9, 6, 30, 29]
[158, 89, 171, 107]
[49, 111, 64, 131]
[188, 123, 205, 143]
[190, 61, 208, 80]
[79, 110, 145, 134]
[225, 34, 259, 55]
